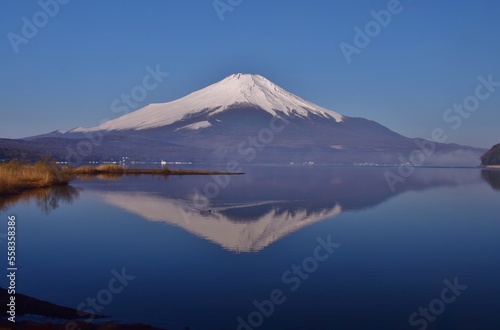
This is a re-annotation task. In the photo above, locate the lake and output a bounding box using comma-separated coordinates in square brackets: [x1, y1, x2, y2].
[2, 166, 500, 329]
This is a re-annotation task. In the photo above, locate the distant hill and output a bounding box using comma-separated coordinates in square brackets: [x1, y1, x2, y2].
[481, 144, 500, 166]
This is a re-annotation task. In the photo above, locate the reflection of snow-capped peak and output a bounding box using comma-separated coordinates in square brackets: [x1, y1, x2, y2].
[93, 191, 342, 252]
[68, 73, 343, 133]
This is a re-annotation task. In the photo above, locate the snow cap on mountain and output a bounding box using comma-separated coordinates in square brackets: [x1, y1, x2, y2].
[70, 73, 343, 132]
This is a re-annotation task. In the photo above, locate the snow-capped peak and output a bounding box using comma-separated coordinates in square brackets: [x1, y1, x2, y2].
[70, 73, 343, 132]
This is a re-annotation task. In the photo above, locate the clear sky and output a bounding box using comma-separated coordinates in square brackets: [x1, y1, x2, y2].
[1, 0, 499, 148]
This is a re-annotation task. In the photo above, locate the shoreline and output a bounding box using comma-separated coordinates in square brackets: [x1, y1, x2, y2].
[0, 162, 244, 195]
[73, 168, 245, 176]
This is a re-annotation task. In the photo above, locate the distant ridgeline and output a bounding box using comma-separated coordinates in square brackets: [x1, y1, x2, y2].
[481, 144, 500, 166]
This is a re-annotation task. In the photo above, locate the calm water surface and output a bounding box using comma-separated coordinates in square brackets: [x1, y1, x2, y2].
[2, 166, 500, 329]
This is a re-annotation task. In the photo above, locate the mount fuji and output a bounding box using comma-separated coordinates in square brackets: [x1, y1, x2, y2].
[1, 73, 484, 165]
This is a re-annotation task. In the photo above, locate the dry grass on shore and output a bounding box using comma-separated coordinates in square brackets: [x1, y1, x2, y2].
[0, 161, 72, 195]
[0, 161, 244, 195]
[72, 164, 126, 175]
[71, 164, 242, 176]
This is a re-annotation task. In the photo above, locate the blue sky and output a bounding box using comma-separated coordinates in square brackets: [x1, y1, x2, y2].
[1, 0, 499, 148]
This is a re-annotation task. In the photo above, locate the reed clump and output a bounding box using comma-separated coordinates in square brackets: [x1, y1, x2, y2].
[72, 164, 125, 175]
[0, 160, 72, 194]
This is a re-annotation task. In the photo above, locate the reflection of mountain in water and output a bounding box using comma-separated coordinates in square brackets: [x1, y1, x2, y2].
[95, 191, 342, 252]
[86, 167, 482, 252]
[0, 186, 80, 214]
[481, 169, 500, 191]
